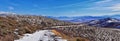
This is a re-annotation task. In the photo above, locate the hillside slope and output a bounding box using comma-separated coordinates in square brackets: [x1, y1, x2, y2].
[1, 14, 120, 41]
[0, 14, 73, 41]
[51, 25, 120, 41]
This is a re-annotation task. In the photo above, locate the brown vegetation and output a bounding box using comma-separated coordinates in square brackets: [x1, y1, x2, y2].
[51, 29, 89, 41]
[0, 15, 73, 41]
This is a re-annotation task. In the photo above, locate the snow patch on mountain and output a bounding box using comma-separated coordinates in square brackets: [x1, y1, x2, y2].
[107, 18, 119, 23]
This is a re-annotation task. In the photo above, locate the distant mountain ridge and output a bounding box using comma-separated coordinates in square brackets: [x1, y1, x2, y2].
[86, 17, 120, 28]
[47, 15, 120, 23]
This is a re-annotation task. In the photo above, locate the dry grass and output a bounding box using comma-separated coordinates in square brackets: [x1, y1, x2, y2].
[0, 34, 14, 41]
[52, 30, 89, 41]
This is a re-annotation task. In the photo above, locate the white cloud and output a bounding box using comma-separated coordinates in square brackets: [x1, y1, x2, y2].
[108, 3, 120, 11]
[87, 1, 120, 11]
[95, 0, 112, 4]
[39, 1, 91, 9]
[8, 6, 14, 10]
[41, 3, 82, 9]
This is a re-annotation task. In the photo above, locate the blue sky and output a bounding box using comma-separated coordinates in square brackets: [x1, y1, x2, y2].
[0, 0, 120, 16]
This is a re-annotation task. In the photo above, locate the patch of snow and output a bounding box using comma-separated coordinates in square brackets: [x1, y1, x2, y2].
[15, 30, 67, 41]
[14, 29, 19, 35]
[14, 32, 18, 35]
[107, 19, 119, 23]
[107, 20, 114, 23]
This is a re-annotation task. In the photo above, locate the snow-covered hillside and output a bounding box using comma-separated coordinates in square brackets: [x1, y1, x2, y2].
[15, 30, 67, 41]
